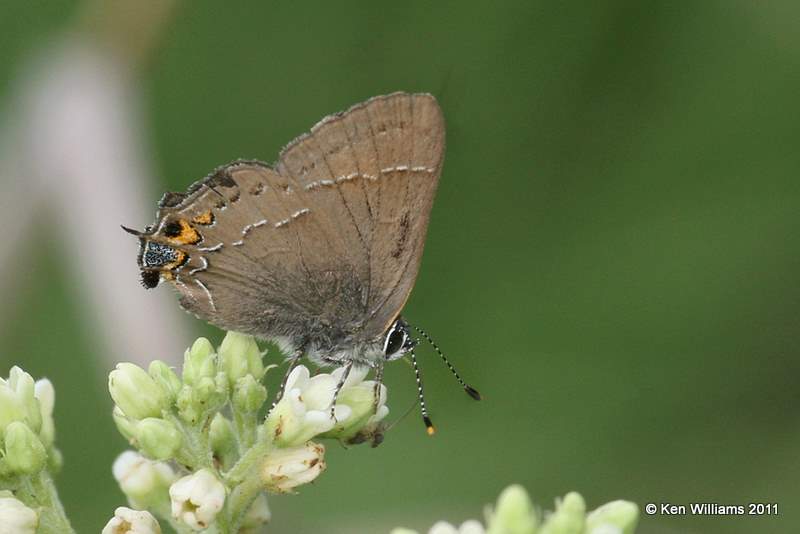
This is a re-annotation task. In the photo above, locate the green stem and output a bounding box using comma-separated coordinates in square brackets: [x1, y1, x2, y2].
[169, 413, 213, 470]
[223, 437, 273, 532]
[232, 410, 257, 453]
[27, 471, 75, 534]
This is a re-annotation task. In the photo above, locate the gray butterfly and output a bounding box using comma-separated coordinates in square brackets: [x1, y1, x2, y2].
[126, 92, 478, 431]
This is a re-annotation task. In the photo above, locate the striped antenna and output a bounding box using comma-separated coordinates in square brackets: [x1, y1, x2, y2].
[413, 326, 482, 401]
[409, 350, 436, 435]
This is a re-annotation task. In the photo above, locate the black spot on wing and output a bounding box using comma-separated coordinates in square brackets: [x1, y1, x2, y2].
[391, 211, 411, 259]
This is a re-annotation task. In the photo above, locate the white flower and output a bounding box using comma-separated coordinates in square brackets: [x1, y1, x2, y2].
[112, 451, 176, 509]
[239, 493, 271, 533]
[322, 366, 388, 440]
[102, 507, 161, 534]
[429, 520, 485, 534]
[169, 469, 226, 530]
[261, 441, 326, 493]
[0, 493, 38, 534]
[266, 365, 351, 447]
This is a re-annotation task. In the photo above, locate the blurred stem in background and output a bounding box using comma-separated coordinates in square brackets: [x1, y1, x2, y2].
[0, 0, 189, 370]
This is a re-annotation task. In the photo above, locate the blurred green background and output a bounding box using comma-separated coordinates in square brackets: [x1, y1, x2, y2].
[1, 1, 799, 533]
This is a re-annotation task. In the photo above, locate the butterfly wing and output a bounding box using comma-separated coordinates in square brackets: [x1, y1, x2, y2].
[276, 92, 445, 340]
[137, 92, 444, 346]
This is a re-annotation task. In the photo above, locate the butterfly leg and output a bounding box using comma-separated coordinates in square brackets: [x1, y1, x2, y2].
[372, 363, 385, 415]
[329, 360, 354, 422]
[270, 349, 304, 411]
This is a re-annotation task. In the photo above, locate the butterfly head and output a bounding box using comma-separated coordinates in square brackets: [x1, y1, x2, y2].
[382, 317, 417, 361]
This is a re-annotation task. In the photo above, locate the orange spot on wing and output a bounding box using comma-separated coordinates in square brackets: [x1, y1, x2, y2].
[192, 211, 214, 225]
[166, 220, 201, 245]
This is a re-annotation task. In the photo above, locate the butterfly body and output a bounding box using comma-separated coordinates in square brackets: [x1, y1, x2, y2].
[130, 93, 444, 367]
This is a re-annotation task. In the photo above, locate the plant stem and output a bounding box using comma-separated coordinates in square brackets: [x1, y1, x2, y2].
[223, 437, 272, 531]
[27, 471, 75, 534]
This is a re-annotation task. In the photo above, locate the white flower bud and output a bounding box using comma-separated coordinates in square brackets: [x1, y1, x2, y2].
[429, 520, 486, 534]
[113, 451, 176, 510]
[169, 469, 226, 530]
[102, 507, 161, 534]
[260, 441, 326, 493]
[265, 366, 351, 447]
[0, 493, 38, 534]
[33, 379, 55, 447]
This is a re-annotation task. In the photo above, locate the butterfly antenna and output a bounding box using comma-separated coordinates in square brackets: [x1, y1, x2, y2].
[409, 350, 436, 435]
[413, 325, 482, 401]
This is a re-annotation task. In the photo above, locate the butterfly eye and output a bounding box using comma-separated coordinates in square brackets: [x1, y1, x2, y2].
[383, 320, 410, 360]
[384, 329, 405, 358]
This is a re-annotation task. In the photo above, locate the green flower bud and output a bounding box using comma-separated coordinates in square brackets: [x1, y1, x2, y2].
[33, 379, 55, 447]
[182, 338, 216, 386]
[9, 368, 42, 432]
[136, 418, 182, 460]
[4, 422, 47, 475]
[148, 361, 182, 401]
[175, 374, 227, 425]
[0, 367, 42, 437]
[232, 375, 267, 413]
[487, 484, 538, 534]
[538, 492, 585, 534]
[175, 385, 200, 424]
[218, 332, 265, 386]
[0, 385, 26, 439]
[112, 406, 139, 443]
[585, 501, 638, 534]
[209, 413, 236, 462]
[48, 448, 63, 474]
[109, 363, 168, 420]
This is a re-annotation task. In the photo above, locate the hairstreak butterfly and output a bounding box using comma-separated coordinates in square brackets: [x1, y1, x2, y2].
[124, 92, 479, 433]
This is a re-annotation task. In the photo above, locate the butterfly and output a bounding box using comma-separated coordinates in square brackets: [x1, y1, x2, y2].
[125, 93, 478, 433]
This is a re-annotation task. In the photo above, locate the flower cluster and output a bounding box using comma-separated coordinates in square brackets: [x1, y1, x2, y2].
[107, 331, 389, 533]
[0, 367, 72, 533]
[392, 485, 639, 534]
